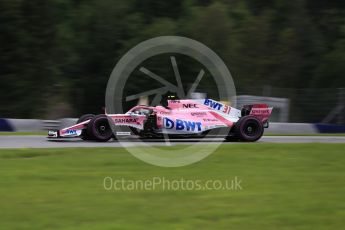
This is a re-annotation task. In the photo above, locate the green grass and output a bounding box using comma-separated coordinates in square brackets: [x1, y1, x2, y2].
[0, 144, 344, 229]
[0, 131, 47, 136]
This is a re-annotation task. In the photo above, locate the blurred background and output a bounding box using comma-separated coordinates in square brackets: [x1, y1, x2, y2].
[0, 0, 344, 124]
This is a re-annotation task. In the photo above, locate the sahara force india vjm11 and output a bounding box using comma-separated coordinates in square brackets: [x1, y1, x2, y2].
[48, 99, 273, 142]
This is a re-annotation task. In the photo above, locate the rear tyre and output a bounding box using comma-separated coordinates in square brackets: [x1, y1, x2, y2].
[87, 114, 113, 142]
[235, 116, 264, 142]
[77, 114, 95, 140]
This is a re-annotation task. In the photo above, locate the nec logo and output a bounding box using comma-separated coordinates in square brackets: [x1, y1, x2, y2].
[164, 118, 202, 132]
[182, 104, 198, 108]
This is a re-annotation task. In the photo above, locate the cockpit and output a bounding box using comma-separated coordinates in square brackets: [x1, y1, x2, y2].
[126, 106, 153, 116]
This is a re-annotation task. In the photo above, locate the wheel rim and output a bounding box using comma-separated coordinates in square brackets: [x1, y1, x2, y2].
[95, 119, 111, 136]
[243, 121, 259, 137]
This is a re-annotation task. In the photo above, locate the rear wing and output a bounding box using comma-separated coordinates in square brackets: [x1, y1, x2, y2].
[242, 104, 273, 123]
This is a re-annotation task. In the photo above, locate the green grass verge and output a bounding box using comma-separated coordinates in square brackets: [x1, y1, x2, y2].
[0, 144, 344, 229]
[0, 131, 47, 136]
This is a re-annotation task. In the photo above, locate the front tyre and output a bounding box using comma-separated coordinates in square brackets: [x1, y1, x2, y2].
[87, 114, 113, 142]
[235, 116, 264, 142]
[77, 114, 95, 140]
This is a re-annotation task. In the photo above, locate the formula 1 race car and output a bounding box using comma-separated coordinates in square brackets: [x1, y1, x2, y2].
[48, 99, 273, 142]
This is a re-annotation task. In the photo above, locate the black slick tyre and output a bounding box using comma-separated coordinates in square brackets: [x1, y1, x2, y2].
[77, 114, 95, 140]
[86, 114, 113, 142]
[235, 116, 264, 142]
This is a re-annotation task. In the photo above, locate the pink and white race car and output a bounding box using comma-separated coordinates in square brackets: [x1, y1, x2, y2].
[48, 99, 273, 142]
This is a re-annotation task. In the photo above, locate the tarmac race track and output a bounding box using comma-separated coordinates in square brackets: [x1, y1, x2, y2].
[0, 135, 344, 148]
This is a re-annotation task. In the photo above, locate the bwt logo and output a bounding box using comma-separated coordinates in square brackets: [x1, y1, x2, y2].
[164, 118, 202, 132]
[204, 99, 223, 110]
[66, 129, 77, 135]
